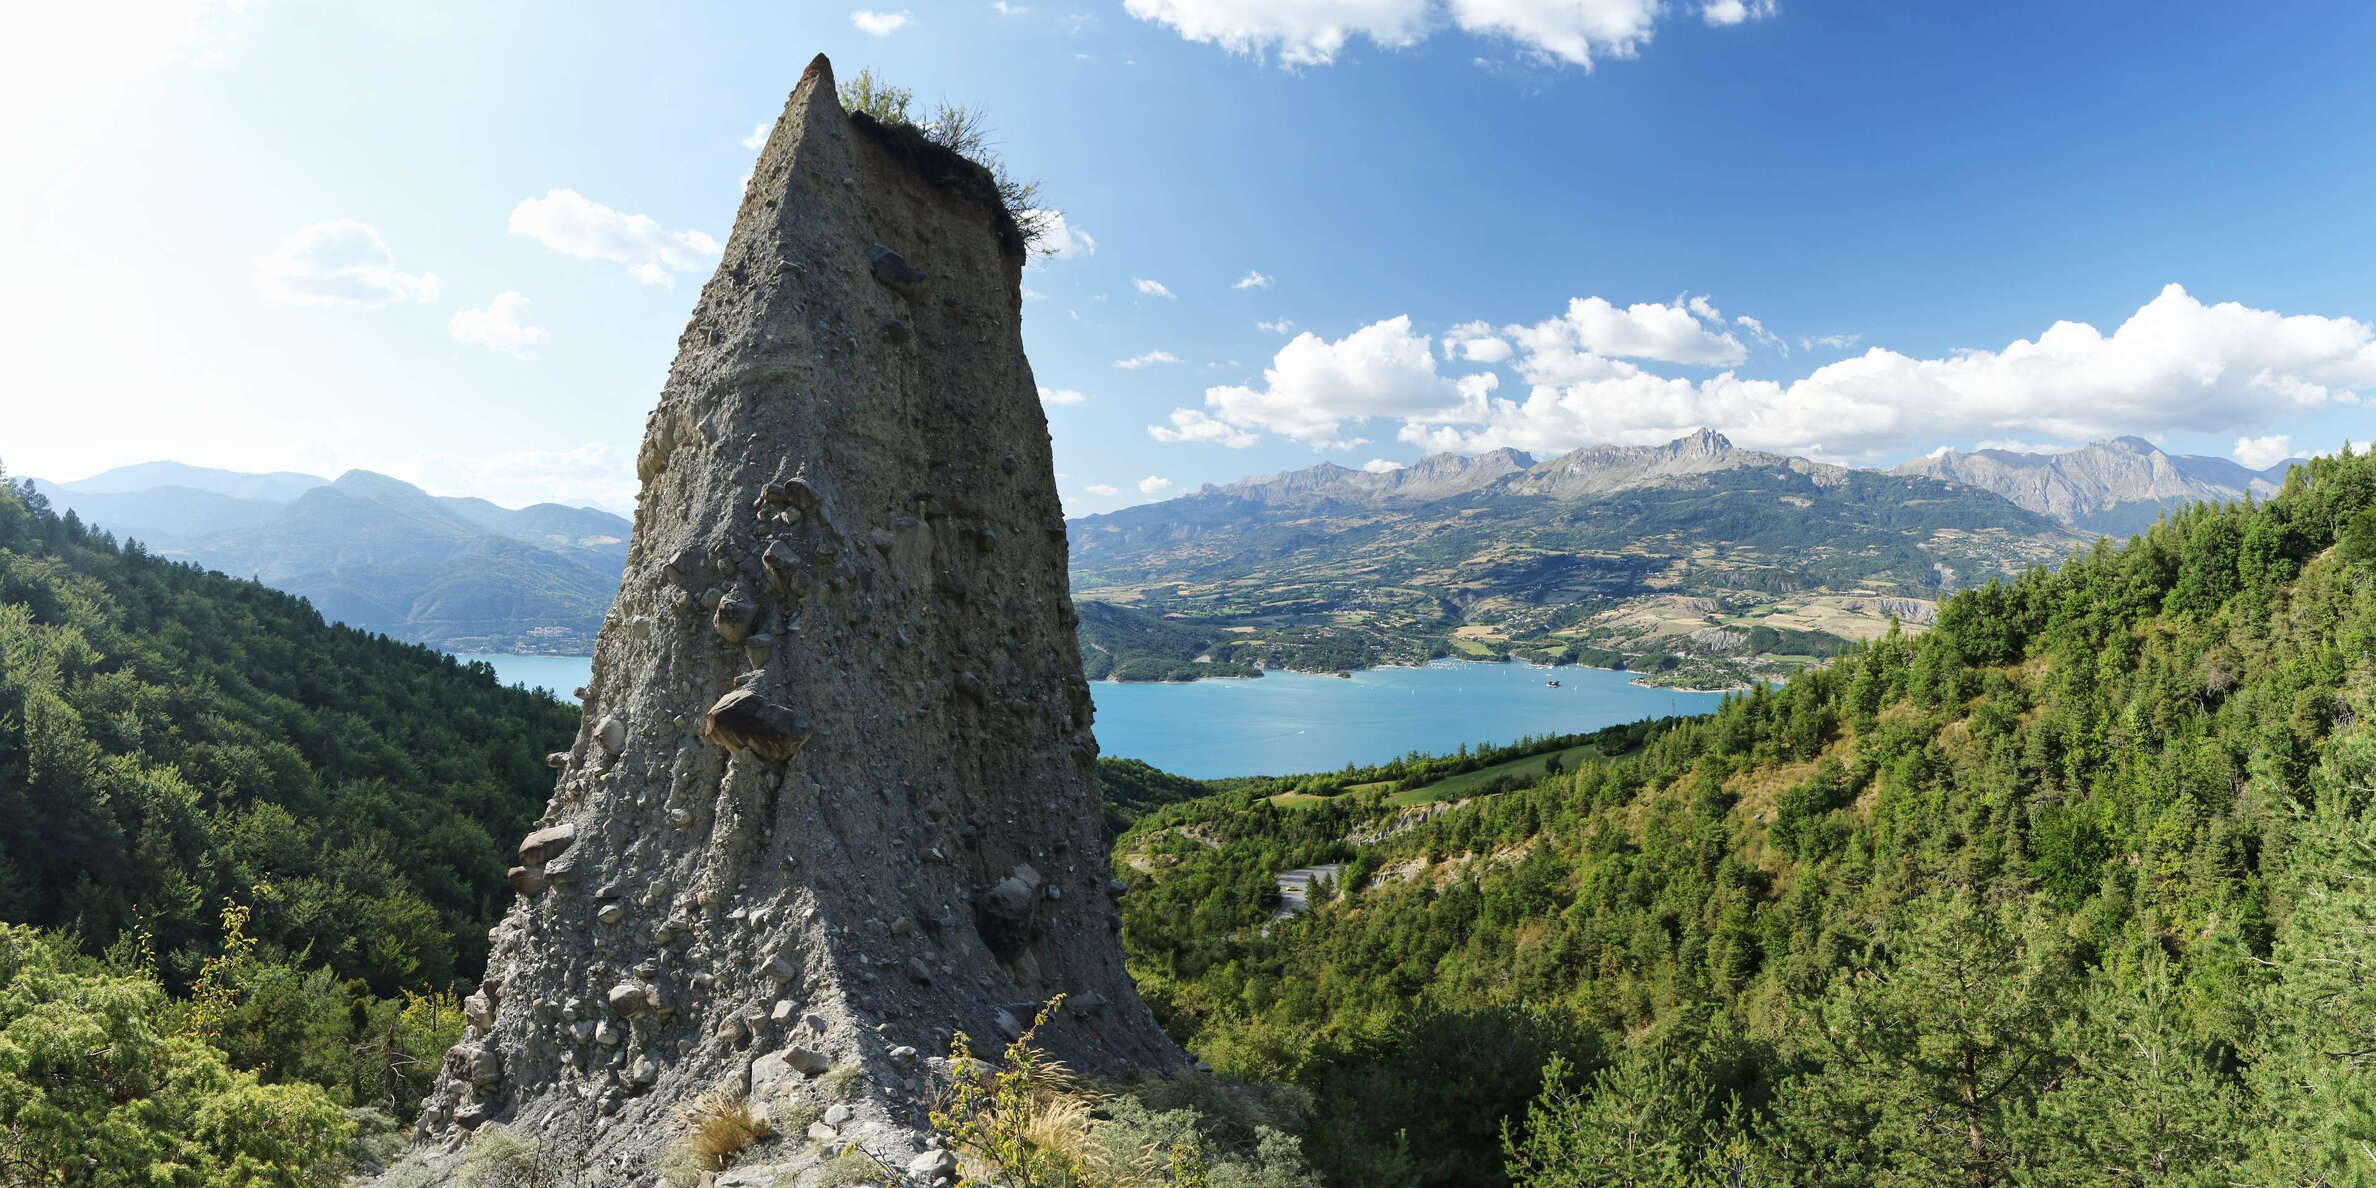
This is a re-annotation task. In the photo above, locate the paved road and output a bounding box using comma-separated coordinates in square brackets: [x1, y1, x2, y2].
[1273, 864, 1346, 919]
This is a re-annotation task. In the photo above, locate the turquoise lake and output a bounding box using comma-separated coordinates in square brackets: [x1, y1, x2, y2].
[451, 654, 1728, 779]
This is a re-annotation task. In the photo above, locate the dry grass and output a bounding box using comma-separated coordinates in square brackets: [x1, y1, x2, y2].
[1017, 1092, 1104, 1175]
[671, 1085, 771, 1177]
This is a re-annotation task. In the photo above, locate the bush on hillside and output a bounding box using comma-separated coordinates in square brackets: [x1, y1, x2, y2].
[0, 924, 351, 1184]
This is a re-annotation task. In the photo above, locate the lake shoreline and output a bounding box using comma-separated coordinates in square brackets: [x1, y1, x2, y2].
[1096, 655, 1765, 696]
[456, 651, 1732, 778]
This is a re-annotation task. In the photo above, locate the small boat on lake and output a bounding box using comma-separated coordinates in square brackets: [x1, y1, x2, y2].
[1545, 679, 1561, 687]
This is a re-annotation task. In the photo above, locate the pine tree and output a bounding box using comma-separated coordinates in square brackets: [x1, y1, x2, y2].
[2017, 943, 2248, 1187]
[1766, 892, 2077, 1187]
[2250, 718, 2376, 1186]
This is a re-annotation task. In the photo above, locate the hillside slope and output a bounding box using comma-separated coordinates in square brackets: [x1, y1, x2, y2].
[30, 464, 629, 651]
[0, 472, 578, 989]
[1071, 430, 2079, 688]
[1117, 445, 2376, 1186]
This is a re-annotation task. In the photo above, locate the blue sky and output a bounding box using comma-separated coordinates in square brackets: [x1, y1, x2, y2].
[6, 1, 2374, 513]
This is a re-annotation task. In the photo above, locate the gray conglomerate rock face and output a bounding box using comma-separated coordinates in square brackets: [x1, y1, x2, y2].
[408, 53, 1178, 1182]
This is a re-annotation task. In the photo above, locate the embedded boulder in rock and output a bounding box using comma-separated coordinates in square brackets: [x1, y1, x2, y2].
[972, 864, 1044, 960]
[399, 51, 1177, 1182]
[703, 687, 809, 762]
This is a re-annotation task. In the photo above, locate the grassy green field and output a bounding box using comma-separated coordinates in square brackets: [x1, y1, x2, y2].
[1381, 742, 1599, 807]
[1262, 742, 1604, 811]
[1267, 792, 1330, 809]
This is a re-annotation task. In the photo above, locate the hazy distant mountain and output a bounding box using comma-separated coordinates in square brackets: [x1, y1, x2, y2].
[1894, 436, 2299, 534]
[1069, 430, 2080, 688]
[53, 460, 331, 502]
[1205, 446, 1540, 506]
[28, 465, 628, 652]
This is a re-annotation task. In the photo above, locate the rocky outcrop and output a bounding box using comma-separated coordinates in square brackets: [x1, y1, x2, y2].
[1895, 436, 2298, 533]
[1198, 446, 1539, 506]
[1181, 430, 1848, 510]
[1504, 428, 1850, 499]
[1344, 799, 1474, 846]
[403, 53, 1175, 1183]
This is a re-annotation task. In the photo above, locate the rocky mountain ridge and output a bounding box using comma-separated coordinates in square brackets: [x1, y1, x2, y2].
[1172, 431, 2294, 532]
[1893, 435, 2298, 533]
[1070, 430, 2080, 689]
[27, 465, 627, 650]
[1197, 429, 1841, 509]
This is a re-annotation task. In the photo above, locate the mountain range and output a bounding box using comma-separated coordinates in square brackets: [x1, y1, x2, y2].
[1895, 435, 2298, 533]
[1068, 429, 2086, 688]
[27, 462, 628, 652]
[28, 433, 2292, 672]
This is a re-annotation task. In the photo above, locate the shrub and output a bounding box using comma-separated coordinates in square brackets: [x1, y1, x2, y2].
[0, 924, 352, 1185]
[458, 1124, 568, 1188]
[928, 999, 1321, 1188]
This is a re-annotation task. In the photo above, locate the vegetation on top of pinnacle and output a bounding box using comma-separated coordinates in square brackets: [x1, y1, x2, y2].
[1112, 443, 2376, 1185]
[1071, 431, 2081, 689]
[834, 66, 1048, 260]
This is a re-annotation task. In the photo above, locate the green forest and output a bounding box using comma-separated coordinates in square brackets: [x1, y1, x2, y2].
[1115, 444, 2376, 1186]
[0, 468, 579, 1179]
[16, 434, 2376, 1184]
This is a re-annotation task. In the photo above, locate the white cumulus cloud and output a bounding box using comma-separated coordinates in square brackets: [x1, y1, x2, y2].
[449, 291, 550, 358]
[1124, 0, 1431, 66]
[1257, 318, 1296, 334]
[1125, 0, 1734, 69]
[1163, 315, 1487, 448]
[1039, 387, 1087, 405]
[508, 190, 721, 287]
[1147, 408, 1261, 448]
[1451, 0, 1657, 67]
[742, 120, 770, 150]
[1444, 320, 1513, 363]
[852, 9, 912, 35]
[254, 220, 440, 307]
[1509, 295, 1748, 375]
[1734, 314, 1787, 354]
[1362, 458, 1407, 473]
[1026, 210, 1097, 259]
[1699, 0, 1777, 26]
[1116, 350, 1183, 369]
[1083, 483, 1120, 496]
[2234, 434, 2297, 470]
[1402, 284, 2376, 464]
[1234, 270, 1275, 290]
[1138, 475, 1175, 495]
[1133, 277, 1176, 299]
